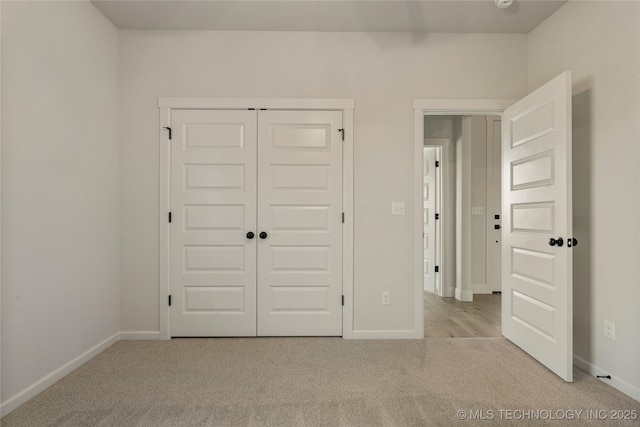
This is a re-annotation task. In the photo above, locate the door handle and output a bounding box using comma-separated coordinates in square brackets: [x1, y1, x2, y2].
[246, 231, 255, 240]
[567, 237, 578, 247]
[494, 224, 501, 230]
[549, 237, 564, 247]
[259, 231, 268, 239]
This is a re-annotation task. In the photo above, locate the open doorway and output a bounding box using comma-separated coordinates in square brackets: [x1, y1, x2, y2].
[422, 114, 502, 338]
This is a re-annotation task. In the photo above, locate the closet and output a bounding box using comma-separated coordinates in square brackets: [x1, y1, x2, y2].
[169, 109, 344, 337]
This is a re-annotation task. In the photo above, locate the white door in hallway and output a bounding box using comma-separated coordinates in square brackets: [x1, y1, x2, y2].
[170, 110, 258, 337]
[502, 71, 573, 381]
[257, 110, 343, 336]
[423, 147, 437, 294]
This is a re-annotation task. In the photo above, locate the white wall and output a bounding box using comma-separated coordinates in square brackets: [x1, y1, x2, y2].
[1, 0, 120, 414]
[528, 1, 640, 399]
[119, 31, 528, 334]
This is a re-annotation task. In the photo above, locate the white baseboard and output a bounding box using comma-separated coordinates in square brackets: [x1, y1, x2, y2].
[574, 355, 640, 402]
[351, 330, 422, 339]
[444, 286, 456, 298]
[0, 332, 120, 417]
[455, 288, 473, 301]
[119, 331, 161, 340]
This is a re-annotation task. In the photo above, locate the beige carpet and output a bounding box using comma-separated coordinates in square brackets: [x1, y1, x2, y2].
[3, 338, 639, 426]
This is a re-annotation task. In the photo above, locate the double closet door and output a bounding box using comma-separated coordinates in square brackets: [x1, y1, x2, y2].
[170, 109, 343, 337]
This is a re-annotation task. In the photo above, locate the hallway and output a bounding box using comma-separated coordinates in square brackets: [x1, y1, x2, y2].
[424, 293, 501, 338]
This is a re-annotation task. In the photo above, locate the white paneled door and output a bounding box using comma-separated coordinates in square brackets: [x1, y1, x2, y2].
[257, 111, 343, 336]
[170, 110, 258, 336]
[170, 109, 343, 337]
[423, 147, 437, 294]
[501, 71, 573, 381]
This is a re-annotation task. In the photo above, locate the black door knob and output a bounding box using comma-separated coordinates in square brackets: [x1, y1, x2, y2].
[246, 231, 255, 239]
[259, 231, 268, 239]
[549, 237, 564, 247]
[568, 238, 578, 247]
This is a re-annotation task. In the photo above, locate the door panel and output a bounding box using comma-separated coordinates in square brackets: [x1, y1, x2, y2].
[257, 110, 343, 336]
[170, 110, 257, 337]
[502, 71, 572, 381]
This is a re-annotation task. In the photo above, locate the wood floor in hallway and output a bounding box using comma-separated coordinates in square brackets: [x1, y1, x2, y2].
[424, 292, 501, 338]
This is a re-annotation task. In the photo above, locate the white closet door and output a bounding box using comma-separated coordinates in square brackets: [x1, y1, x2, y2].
[502, 71, 573, 381]
[257, 110, 343, 336]
[170, 110, 257, 337]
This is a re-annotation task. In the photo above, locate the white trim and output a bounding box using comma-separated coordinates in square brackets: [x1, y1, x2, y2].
[0, 332, 120, 417]
[444, 286, 456, 298]
[119, 331, 162, 341]
[414, 99, 514, 337]
[413, 110, 425, 338]
[574, 355, 640, 403]
[455, 288, 474, 302]
[159, 98, 355, 339]
[413, 99, 516, 114]
[158, 97, 355, 110]
[351, 330, 422, 339]
[342, 108, 355, 339]
[159, 107, 171, 340]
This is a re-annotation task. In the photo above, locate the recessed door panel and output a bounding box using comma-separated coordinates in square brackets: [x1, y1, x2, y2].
[271, 205, 330, 231]
[185, 205, 244, 230]
[184, 164, 245, 190]
[272, 165, 330, 190]
[184, 286, 245, 313]
[184, 123, 246, 149]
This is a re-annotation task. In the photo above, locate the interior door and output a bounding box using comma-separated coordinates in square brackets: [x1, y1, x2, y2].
[423, 147, 437, 293]
[170, 110, 257, 337]
[257, 110, 343, 336]
[501, 71, 573, 381]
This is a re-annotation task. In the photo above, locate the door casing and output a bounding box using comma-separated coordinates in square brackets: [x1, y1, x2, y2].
[413, 99, 516, 338]
[159, 98, 355, 340]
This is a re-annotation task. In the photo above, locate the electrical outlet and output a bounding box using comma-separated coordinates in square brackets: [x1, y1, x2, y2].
[381, 291, 390, 305]
[604, 319, 615, 340]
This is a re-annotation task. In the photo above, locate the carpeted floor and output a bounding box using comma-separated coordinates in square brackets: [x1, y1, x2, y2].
[3, 338, 639, 426]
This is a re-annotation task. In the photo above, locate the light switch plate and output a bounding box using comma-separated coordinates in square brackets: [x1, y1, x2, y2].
[392, 202, 405, 216]
[472, 206, 484, 215]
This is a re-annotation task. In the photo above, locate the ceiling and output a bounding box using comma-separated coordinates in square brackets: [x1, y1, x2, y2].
[92, 0, 567, 33]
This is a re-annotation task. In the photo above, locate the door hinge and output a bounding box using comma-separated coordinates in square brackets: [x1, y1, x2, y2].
[435, 160, 440, 167]
[338, 128, 345, 141]
[435, 266, 439, 273]
[342, 212, 345, 223]
[342, 295, 344, 306]
[435, 213, 440, 220]
[168, 295, 172, 306]
[168, 212, 172, 223]
[163, 126, 172, 140]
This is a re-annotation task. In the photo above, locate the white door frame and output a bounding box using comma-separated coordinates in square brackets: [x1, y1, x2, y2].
[413, 99, 516, 337]
[159, 98, 355, 340]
